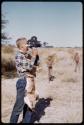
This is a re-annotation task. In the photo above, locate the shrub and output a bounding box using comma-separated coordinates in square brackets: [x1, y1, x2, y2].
[1, 45, 17, 78]
[1, 44, 14, 53]
[1, 57, 16, 74]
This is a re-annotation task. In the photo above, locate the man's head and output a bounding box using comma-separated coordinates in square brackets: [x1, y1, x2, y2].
[16, 37, 29, 53]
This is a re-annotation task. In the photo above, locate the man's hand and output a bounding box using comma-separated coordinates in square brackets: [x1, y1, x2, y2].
[32, 48, 38, 57]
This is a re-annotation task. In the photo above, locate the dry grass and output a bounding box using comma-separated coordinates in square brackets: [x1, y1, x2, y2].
[61, 72, 79, 83]
[1, 47, 82, 123]
[1, 44, 15, 53]
[1, 45, 16, 77]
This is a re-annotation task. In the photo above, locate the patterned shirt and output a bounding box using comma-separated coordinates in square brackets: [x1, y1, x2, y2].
[15, 50, 36, 77]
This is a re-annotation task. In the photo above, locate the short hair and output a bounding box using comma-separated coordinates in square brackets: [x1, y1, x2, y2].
[16, 37, 27, 48]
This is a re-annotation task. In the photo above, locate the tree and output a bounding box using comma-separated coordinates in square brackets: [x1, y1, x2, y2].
[43, 42, 48, 47]
[1, 14, 11, 44]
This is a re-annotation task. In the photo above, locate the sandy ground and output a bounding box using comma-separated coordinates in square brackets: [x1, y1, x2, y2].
[1, 48, 83, 123]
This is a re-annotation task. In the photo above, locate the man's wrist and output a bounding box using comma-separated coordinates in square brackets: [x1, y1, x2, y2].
[32, 55, 36, 58]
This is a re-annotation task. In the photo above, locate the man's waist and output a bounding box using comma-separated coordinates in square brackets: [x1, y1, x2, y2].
[17, 69, 36, 77]
[26, 73, 34, 78]
[17, 71, 35, 78]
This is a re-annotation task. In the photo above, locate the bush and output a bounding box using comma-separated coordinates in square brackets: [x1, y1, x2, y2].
[1, 57, 16, 75]
[1, 44, 14, 53]
[1, 45, 17, 78]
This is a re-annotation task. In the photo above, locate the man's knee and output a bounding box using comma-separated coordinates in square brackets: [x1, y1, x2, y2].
[13, 99, 24, 113]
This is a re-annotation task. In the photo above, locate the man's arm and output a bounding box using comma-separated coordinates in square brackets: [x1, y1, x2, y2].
[26, 48, 40, 66]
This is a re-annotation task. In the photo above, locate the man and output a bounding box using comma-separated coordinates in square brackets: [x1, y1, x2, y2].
[74, 52, 80, 72]
[10, 37, 38, 123]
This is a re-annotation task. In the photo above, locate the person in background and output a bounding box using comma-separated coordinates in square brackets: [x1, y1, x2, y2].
[74, 52, 80, 72]
[47, 55, 55, 82]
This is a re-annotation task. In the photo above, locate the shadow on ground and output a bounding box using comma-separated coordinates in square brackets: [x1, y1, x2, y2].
[30, 97, 53, 123]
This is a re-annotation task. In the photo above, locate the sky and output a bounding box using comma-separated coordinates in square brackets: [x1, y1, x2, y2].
[1, 2, 82, 47]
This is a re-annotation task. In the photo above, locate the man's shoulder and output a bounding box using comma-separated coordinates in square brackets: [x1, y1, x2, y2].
[15, 51, 24, 59]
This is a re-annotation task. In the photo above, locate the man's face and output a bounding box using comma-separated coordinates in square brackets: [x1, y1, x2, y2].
[22, 40, 29, 52]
